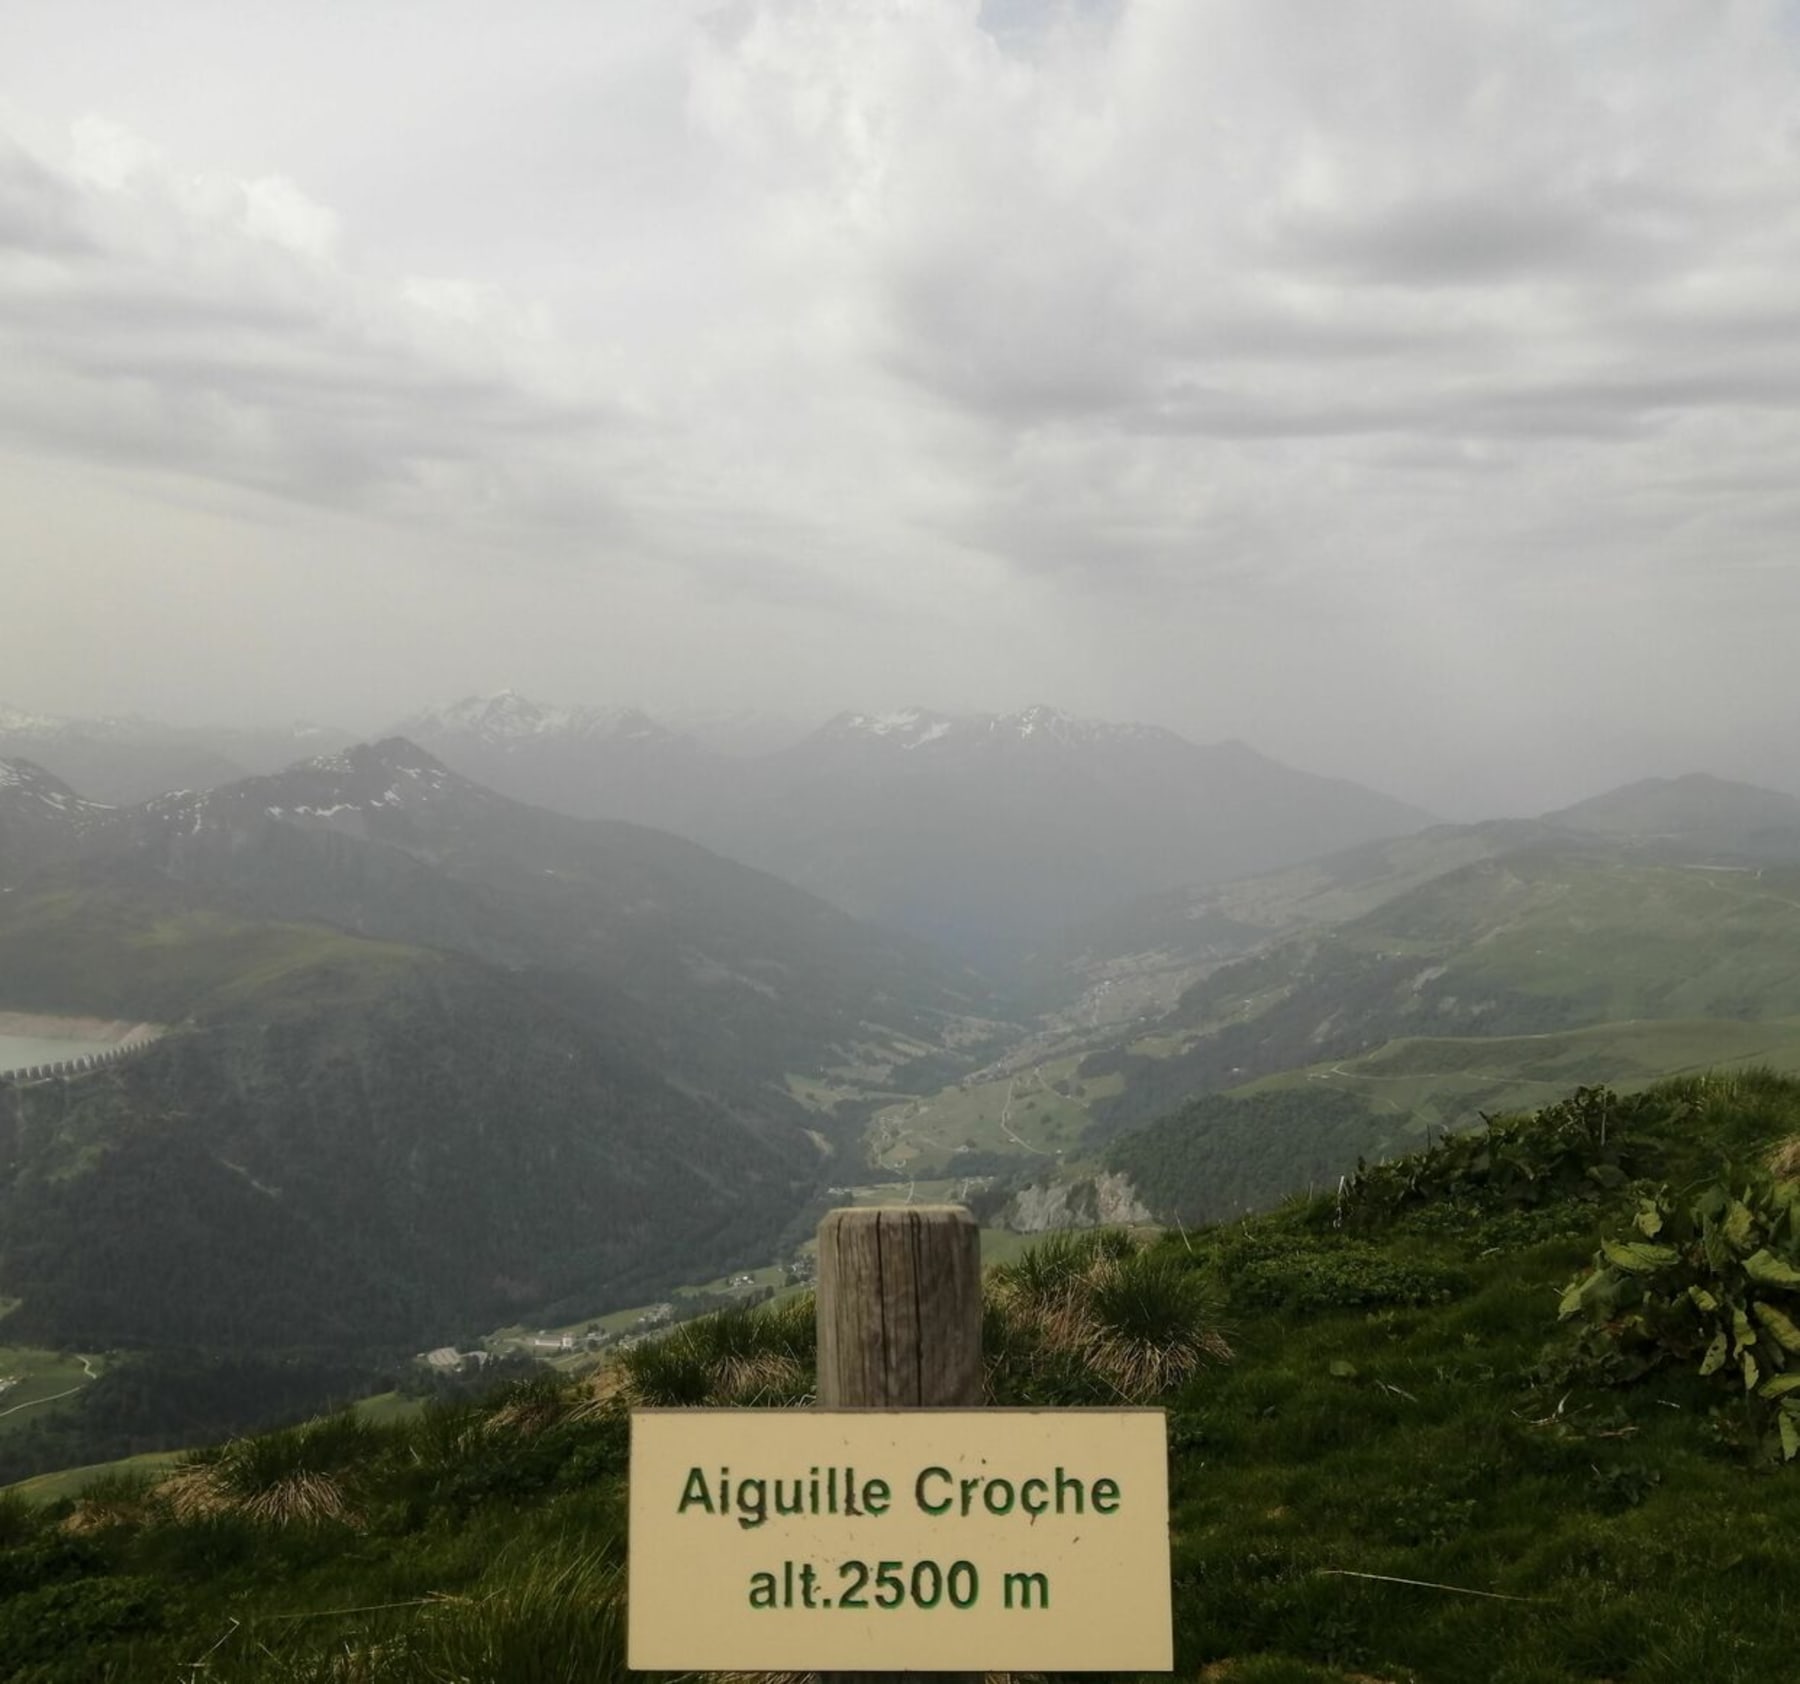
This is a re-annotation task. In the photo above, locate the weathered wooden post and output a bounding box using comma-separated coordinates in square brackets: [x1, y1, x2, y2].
[816, 1205, 983, 1411]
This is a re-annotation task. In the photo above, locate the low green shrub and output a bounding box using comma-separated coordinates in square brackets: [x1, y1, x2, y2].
[0, 1491, 41, 1550]
[0, 1533, 104, 1599]
[1558, 1170, 1800, 1457]
[1340, 1085, 1664, 1228]
[0, 1575, 160, 1676]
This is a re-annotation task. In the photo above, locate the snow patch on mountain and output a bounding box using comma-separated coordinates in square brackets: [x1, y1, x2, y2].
[137, 742, 471, 850]
[824, 708, 961, 749]
[821, 704, 1187, 753]
[0, 758, 111, 814]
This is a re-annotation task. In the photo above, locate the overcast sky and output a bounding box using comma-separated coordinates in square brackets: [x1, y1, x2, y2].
[4, 0, 1800, 815]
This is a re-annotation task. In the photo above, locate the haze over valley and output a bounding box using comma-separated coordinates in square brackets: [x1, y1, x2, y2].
[8, 700, 1800, 1382]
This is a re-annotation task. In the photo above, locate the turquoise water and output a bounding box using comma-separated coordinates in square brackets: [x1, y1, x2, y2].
[0, 1034, 118, 1074]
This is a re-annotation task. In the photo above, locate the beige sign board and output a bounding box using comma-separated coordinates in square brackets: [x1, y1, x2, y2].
[629, 1408, 1171, 1673]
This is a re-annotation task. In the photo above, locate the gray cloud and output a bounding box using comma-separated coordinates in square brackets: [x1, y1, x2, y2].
[1292, 196, 1612, 286]
[0, 121, 622, 522]
[4, 1, 1800, 816]
[0, 135, 94, 254]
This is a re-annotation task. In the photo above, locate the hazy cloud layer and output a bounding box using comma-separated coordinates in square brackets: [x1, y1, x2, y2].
[4, 0, 1800, 814]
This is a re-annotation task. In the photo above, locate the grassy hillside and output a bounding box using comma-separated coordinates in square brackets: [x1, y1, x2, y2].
[1371, 853, 1800, 1022]
[1027, 820, 1550, 1021]
[864, 1013, 1800, 1220]
[1253, 1017, 1800, 1126]
[0, 1351, 99, 1436]
[1546, 772, 1800, 850]
[1080, 850, 1800, 1139]
[882, 843, 1800, 1206]
[1038, 774, 1800, 1025]
[6, 1070, 1800, 1682]
[0, 884, 436, 1024]
[4, 1452, 184, 1508]
[1105, 1018, 1800, 1231]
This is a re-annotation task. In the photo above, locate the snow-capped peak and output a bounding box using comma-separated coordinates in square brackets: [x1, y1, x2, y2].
[139, 740, 471, 837]
[820, 704, 1184, 754]
[820, 708, 959, 750]
[303, 738, 449, 780]
[413, 690, 562, 741]
[995, 705, 1193, 750]
[997, 703, 1072, 740]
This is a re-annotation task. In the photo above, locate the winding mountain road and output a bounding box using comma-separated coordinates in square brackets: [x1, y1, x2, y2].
[0, 1353, 98, 1420]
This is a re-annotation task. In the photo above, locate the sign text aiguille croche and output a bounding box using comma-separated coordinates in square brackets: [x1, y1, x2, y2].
[628, 1409, 1171, 1672]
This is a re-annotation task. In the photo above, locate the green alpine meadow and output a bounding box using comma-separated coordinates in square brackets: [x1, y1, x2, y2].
[4, 1069, 1799, 1682]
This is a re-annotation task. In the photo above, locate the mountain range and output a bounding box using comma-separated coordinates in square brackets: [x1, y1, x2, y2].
[396, 692, 1435, 964]
[0, 741, 1000, 1350]
[0, 707, 351, 807]
[5, 692, 1435, 967]
[11, 696, 1800, 1366]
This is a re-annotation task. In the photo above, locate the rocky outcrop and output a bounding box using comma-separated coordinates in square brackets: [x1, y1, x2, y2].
[1006, 1171, 1153, 1233]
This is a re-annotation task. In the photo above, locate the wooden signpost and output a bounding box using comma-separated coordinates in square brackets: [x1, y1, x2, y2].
[816, 1205, 984, 1412]
[628, 1206, 1173, 1674]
